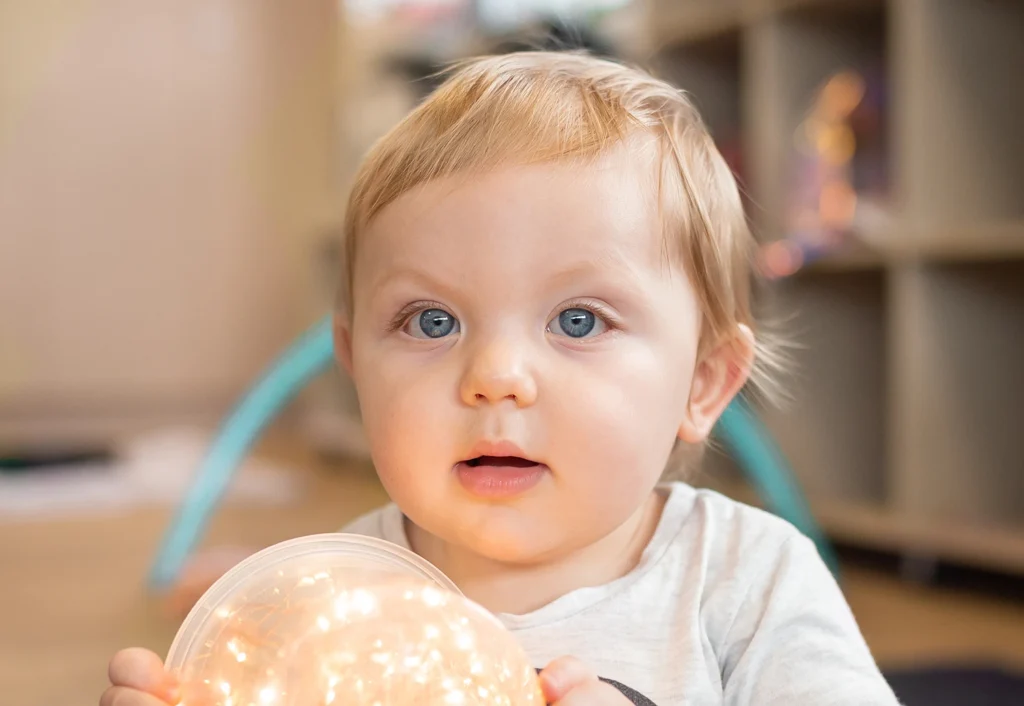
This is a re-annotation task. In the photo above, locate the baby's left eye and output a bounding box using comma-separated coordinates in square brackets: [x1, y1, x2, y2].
[547, 307, 608, 339]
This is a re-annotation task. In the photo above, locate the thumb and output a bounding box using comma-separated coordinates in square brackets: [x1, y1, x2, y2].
[538, 656, 596, 703]
[108, 648, 179, 703]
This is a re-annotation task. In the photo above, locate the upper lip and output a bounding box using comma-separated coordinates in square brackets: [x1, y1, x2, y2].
[464, 439, 537, 463]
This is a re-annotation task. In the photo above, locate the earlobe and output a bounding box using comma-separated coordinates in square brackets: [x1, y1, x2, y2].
[334, 314, 354, 377]
[678, 324, 755, 444]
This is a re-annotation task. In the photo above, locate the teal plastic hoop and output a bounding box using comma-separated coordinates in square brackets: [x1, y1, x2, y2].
[149, 317, 335, 588]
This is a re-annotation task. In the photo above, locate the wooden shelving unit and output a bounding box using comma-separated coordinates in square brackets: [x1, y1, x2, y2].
[648, 0, 1024, 576]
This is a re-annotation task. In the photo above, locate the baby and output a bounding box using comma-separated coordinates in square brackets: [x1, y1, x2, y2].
[102, 52, 899, 705]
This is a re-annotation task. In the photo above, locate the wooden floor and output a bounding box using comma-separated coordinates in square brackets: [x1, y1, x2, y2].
[1, 435, 1022, 706]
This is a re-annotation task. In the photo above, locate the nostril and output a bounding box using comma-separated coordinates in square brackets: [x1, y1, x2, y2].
[473, 393, 517, 404]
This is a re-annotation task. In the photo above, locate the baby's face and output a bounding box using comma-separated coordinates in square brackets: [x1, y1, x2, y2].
[341, 150, 706, 563]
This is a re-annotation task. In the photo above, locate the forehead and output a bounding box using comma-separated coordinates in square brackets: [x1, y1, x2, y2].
[356, 146, 669, 289]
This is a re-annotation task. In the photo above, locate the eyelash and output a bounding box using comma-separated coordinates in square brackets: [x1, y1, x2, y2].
[386, 300, 450, 334]
[555, 299, 621, 334]
[385, 299, 621, 335]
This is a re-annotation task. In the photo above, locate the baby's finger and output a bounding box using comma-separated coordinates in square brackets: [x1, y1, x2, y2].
[108, 648, 178, 703]
[538, 655, 597, 703]
[99, 686, 175, 706]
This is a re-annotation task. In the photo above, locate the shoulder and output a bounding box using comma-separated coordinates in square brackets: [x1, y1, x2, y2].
[660, 483, 829, 637]
[665, 481, 823, 594]
[660, 486, 896, 702]
[665, 482, 808, 564]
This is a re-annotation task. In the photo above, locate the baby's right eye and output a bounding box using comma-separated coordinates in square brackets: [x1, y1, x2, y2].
[405, 308, 460, 339]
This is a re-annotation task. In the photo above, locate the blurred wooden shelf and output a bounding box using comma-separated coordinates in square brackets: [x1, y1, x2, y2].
[655, 0, 1024, 575]
[708, 477, 1024, 577]
[754, 0, 886, 20]
[911, 221, 1024, 263]
[786, 220, 1024, 275]
[797, 239, 891, 274]
[648, 0, 744, 48]
[650, 0, 887, 49]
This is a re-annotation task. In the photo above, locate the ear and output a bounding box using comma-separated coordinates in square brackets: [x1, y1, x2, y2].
[333, 313, 354, 377]
[678, 324, 755, 444]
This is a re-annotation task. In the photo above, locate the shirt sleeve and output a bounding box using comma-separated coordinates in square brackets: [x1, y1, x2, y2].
[719, 534, 901, 706]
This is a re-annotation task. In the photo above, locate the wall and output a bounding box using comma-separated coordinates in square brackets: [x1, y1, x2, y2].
[0, 0, 339, 444]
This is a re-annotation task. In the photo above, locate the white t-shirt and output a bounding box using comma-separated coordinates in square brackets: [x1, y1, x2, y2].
[342, 482, 900, 705]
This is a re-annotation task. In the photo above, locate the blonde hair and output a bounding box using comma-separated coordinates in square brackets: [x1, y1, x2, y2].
[340, 51, 778, 398]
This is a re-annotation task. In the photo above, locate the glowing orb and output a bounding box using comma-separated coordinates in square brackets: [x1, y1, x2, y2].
[166, 534, 543, 706]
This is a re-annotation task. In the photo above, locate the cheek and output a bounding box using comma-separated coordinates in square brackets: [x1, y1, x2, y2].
[551, 346, 693, 540]
[546, 340, 695, 478]
[351, 346, 456, 476]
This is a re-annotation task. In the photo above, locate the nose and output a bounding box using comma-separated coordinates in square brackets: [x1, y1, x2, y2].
[459, 336, 538, 408]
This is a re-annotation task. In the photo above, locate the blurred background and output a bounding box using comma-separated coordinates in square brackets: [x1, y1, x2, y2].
[1, 1, 1022, 704]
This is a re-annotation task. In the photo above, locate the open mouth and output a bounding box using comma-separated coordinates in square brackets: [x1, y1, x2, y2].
[456, 451, 546, 497]
[464, 455, 540, 468]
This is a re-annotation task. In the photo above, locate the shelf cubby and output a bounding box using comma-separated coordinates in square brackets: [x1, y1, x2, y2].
[744, 0, 888, 241]
[761, 270, 889, 505]
[894, 0, 1024, 231]
[890, 261, 1024, 528]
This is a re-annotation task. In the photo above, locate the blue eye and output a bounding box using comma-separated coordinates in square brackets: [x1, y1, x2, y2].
[550, 307, 605, 338]
[407, 308, 459, 339]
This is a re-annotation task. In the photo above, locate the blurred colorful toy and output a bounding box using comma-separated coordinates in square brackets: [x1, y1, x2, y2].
[762, 67, 888, 278]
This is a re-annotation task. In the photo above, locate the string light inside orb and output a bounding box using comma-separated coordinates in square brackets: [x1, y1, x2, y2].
[166, 534, 543, 706]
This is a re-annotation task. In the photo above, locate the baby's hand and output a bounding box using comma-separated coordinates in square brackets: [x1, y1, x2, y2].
[101, 648, 179, 706]
[539, 656, 633, 705]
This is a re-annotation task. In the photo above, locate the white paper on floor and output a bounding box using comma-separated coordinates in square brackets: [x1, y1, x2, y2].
[0, 427, 304, 521]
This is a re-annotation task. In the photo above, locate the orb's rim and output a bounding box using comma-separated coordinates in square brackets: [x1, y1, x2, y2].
[165, 533, 460, 671]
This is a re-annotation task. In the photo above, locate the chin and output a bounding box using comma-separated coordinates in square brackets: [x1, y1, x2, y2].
[454, 518, 567, 566]
[466, 538, 551, 566]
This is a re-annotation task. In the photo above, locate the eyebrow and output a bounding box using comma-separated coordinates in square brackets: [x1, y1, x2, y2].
[368, 267, 461, 299]
[366, 248, 653, 306]
[546, 256, 651, 297]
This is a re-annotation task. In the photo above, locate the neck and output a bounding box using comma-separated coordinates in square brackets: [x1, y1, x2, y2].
[407, 490, 666, 615]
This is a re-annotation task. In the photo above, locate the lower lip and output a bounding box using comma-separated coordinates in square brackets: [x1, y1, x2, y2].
[455, 462, 547, 499]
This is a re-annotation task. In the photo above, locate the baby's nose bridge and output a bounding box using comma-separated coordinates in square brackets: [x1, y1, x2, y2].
[461, 328, 538, 405]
